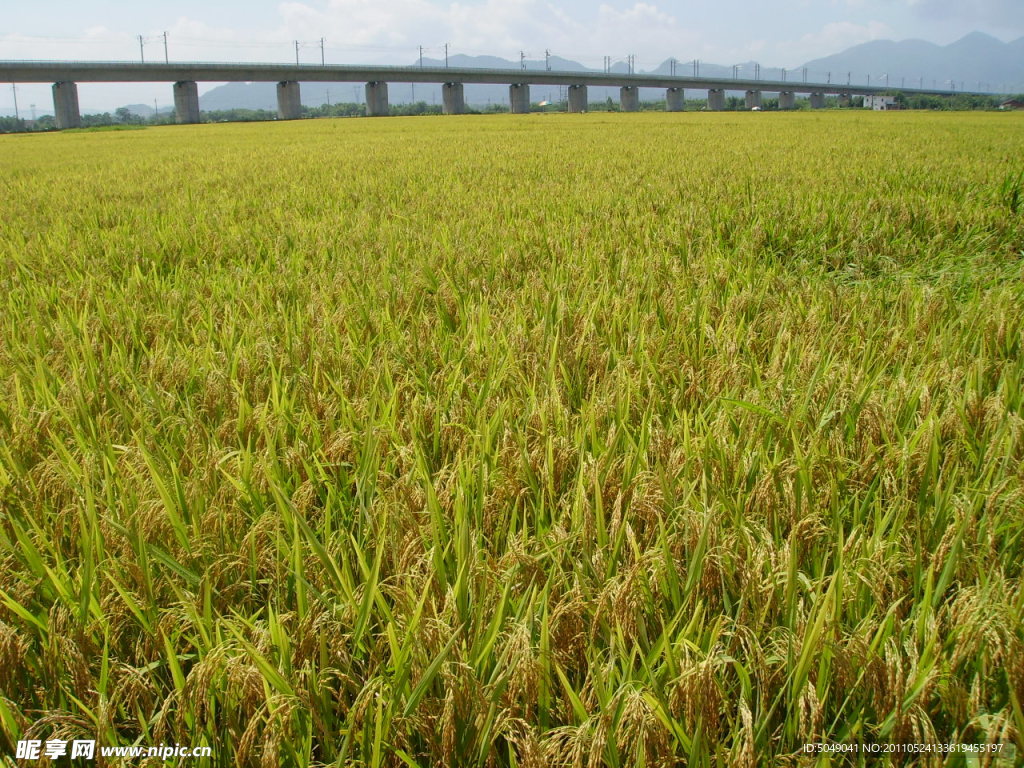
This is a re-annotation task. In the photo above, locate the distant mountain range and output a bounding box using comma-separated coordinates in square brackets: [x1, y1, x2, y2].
[178, 32, 1024, 112]
[802, 31, 1024, 91]
[1, 32, 1018, 118]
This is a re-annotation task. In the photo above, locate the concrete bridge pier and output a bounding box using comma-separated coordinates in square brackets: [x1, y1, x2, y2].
[52, 81, 81, 129]
[745, 89, 762, 110]
[173, 81, 201, 124]
[567, 84, 588, 113]
[442, 82, 465, 115]
[509, 83, 530, 113]
[838, 93, 851, 108]
[666, 87, 684, 112]
[707, 88, 725, 111]
[276, 81, 301, 120]
[619, 85, 639, 112]
[366, 81, 389, 116]
[778, 91, 796, 110]
[809, 92, 826, 109]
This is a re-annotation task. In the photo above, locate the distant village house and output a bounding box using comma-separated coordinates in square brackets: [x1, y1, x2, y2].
[864, 95, 899, 111]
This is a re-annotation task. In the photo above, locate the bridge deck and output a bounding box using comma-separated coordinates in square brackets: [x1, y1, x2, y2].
[0, 61, 967, 97]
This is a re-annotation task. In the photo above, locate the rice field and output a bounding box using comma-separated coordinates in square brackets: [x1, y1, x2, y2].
[1, 110, 1023, 767]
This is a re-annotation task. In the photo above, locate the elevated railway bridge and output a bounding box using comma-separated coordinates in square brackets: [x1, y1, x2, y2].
[0, 60, 976, 128]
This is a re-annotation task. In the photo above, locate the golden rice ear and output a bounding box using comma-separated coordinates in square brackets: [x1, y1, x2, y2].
[796, 681, 822, 744]
[541, 719, 594, 768]
[670, 653, 725, 736]
[0, 621, 28, 690]
[733, 699, 756, 768]
[508, 722, 546, 768]
[613, 688, 672, 768]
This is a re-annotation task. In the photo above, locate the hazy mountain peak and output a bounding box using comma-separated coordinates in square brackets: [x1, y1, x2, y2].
[950, 31, 1003, 46]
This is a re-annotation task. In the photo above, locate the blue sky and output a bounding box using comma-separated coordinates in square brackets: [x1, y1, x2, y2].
[3, 0, 1022, 111]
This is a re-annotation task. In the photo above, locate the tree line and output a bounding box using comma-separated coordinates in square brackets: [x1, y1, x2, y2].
[2, 92, 1020, 132]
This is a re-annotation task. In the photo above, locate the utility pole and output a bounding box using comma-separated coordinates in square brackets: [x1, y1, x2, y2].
[781, 68, 786, 82]
[545, 49, 551, 71]
[320, 38, 325, 66]
[163, 31, 169, 63]
[754, 62, 760, 80]
[444, 43, 449, 68]
[419, 46, 424, 67]
[295, 40, 300, 65]
[139, 35, 145, 63]
[521, 51, 526, 70]
[11, 84, 18, 120]
[802, 67, 807, 83]
[827, 71, 831, 84]
[693, 59, 699, 77]
[670, 58, 676, 76]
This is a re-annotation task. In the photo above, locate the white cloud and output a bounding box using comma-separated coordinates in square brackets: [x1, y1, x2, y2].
[280, 0, 444, 48]
[271, 0, 700, 66]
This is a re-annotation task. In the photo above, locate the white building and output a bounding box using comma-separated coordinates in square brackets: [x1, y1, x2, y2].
[864, 95, 899, 111]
